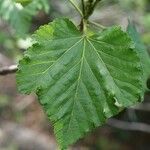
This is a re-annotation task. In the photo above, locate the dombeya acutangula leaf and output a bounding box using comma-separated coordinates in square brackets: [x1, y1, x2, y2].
[17, 18, 143, 149]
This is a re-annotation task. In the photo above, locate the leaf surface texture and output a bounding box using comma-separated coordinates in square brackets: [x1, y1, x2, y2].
[17, 18, 143, 149]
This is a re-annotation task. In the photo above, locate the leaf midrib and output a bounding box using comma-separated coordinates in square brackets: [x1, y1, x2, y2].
[65, 38, 86, 135]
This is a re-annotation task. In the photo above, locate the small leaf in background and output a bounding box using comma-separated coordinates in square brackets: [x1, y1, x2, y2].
[17, 18, 144, 149]
[0, 0, 50, 37]
[127, 20, 150, 92]
[14, 0, 33, 6]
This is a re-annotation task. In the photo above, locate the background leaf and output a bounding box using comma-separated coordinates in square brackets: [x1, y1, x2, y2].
[0, 0, 50, 36]
[127, 21, 150, 92]
[14, 0, 33, 6]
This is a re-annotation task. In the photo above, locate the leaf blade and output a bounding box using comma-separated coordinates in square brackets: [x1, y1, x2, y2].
[17, 18, 143, 149]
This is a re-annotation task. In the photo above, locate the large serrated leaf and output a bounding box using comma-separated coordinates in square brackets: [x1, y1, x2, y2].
[17, 18, 143, 149]
[127, 21, 150, 92]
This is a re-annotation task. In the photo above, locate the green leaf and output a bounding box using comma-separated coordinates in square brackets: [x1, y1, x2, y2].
[14, 0, 33, 6]
[127, 21, 150, 92]
[0, 0, 49, 36]
[17, 18, 143, 149]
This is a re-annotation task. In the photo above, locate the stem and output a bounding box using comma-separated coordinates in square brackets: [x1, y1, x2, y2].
[81, 0, 102, 32]
[79, 0, 84, 31]
[83, 19, 87, 33]
[69, 0, 83, 17]
[69, 0, 103, 32]
[89, 21, 106, 29]
[93, 0, 101, 8]
[84, 0, 102, 20]
[81, 0, 85, 16]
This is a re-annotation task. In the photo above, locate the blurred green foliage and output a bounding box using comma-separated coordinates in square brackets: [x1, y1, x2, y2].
[14, 0, 33, 6]
[0, 0, 50, 60]
[0, 0, 50, 37]
[118, 1, 150, 36]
